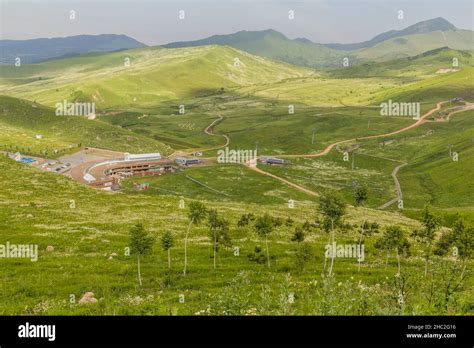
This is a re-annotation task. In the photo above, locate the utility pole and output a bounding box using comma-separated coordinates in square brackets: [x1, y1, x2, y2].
[311, 129, 316, 145]
[448, 144, 453, 158]
[352, 149, 357, 170]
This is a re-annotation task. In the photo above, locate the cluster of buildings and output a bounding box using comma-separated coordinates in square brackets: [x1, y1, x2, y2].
[175, 157, 201, 166]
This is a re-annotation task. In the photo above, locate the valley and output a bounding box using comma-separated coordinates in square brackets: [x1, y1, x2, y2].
[0, 16, 473, 316]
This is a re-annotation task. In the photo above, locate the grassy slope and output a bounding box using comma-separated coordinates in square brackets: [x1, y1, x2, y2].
[329, 48, 474, 78]
[0, 45, 313, 109]
[240, 51, 474, 108]
[357, 111, 474, 221]
[227, 31, 348, 68]
[0, 96, 172, 156]
[354, 30, 474, 61]
[5, 154, 472, 316]
[164, 29, 348, 68]
[0, 35, 473, 315]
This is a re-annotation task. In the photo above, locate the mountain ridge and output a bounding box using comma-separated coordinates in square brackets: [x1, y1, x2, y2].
[325, 17, 457, 50]
[161, 17, 470, 68]
[0, 34, 147, 64]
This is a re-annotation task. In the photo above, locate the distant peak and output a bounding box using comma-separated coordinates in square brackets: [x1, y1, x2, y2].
[406, 17, 457, 32]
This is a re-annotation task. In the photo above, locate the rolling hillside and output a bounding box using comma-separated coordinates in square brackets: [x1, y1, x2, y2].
[354, 30, 473, 61]
[162, 18, 473, 68]
[0, 45, 313, 109]
[329, 47, 474, 78]
[164, 29, 347, 68]
[325, 17, 458, 50]
[0, 95, 172, 156]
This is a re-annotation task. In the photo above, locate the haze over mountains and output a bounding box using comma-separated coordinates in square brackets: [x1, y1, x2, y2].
[325, 17, 457, 50]
[0, 34, 145, 64]
[1, 17, 472, 68]
[163, 17, 473, 67]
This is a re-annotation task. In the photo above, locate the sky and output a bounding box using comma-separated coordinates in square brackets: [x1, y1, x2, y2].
[1, 0, 472, 45]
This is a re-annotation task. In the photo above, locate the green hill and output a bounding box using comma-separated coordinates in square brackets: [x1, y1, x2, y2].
[370, 67, 474, 105]
[0, 45, 313, 109]
[329, 47, 474, 78]
[162, 19, 473, 69]
[353, 30, 473, 62]
[0, 34, 146, 64]
[326, 17, 458, 50]
[164, 29, 349, 68]
[0, 95, 172, 156]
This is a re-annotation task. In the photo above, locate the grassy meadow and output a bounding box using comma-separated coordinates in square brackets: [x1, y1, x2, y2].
[0, 43, 472, 315]
[1, 155, 472, 315]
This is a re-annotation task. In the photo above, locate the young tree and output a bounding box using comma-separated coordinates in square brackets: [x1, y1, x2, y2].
[435, 219, 473, 278]
[375, 225, 410, 275]
[357, 221, 380, 271]
[456, 224, 473, 278]
[295, 242, 313, 271]
[254, 213, 274, 268]
[208, 209, 232, 269]
[354, 184, 368, 206]
[161, 231, 174, 271]
[129, 223, 154, 286]
[291, 226, 305, 243]
[237, 213, 255, 228]
[183, 201, 207, 276]
[413, 206, 440, 276]
[319, 192, 346, 276]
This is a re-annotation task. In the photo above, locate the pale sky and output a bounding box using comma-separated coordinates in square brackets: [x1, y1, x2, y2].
[1, 0, 472, 45]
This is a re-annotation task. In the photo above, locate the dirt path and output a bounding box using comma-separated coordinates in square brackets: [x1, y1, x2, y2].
[250, 166, 319, 197]
[203, 114, 230, 148]
[278, 101, 448, 159]
[178, 114, 230, 157]
[378, 162, 408, 209]
[246, 101, 473, 198]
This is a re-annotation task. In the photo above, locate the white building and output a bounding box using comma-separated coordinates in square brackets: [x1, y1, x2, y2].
[123, 153, 161, 161]
[83, 173, 96, 183]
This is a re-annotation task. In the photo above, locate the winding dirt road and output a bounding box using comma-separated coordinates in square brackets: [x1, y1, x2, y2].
[378, 162, 408, 209]
[278, 100, 447, 159]
[185, 114, 230, 156]
[245, 101, 473, 198]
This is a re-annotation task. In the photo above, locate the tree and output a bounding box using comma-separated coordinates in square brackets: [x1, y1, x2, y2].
[183, 201, 207, 276]
[354, 184, 368, 206]
[295, 242, 313, 271]
[161, 231, 174, 271]
[237, 213, 255, 227]
[291, 226, 305, 243]
[357, 221, 379, 271]
[129, 223, 154, 286]
[435, 219, 473, 278]
[413, 206, 440, 276]
[319, 192, 346, 276]
[254, 213, 274, 268]
[208, 209, 232, 269]
[375, 225, 410, 276]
